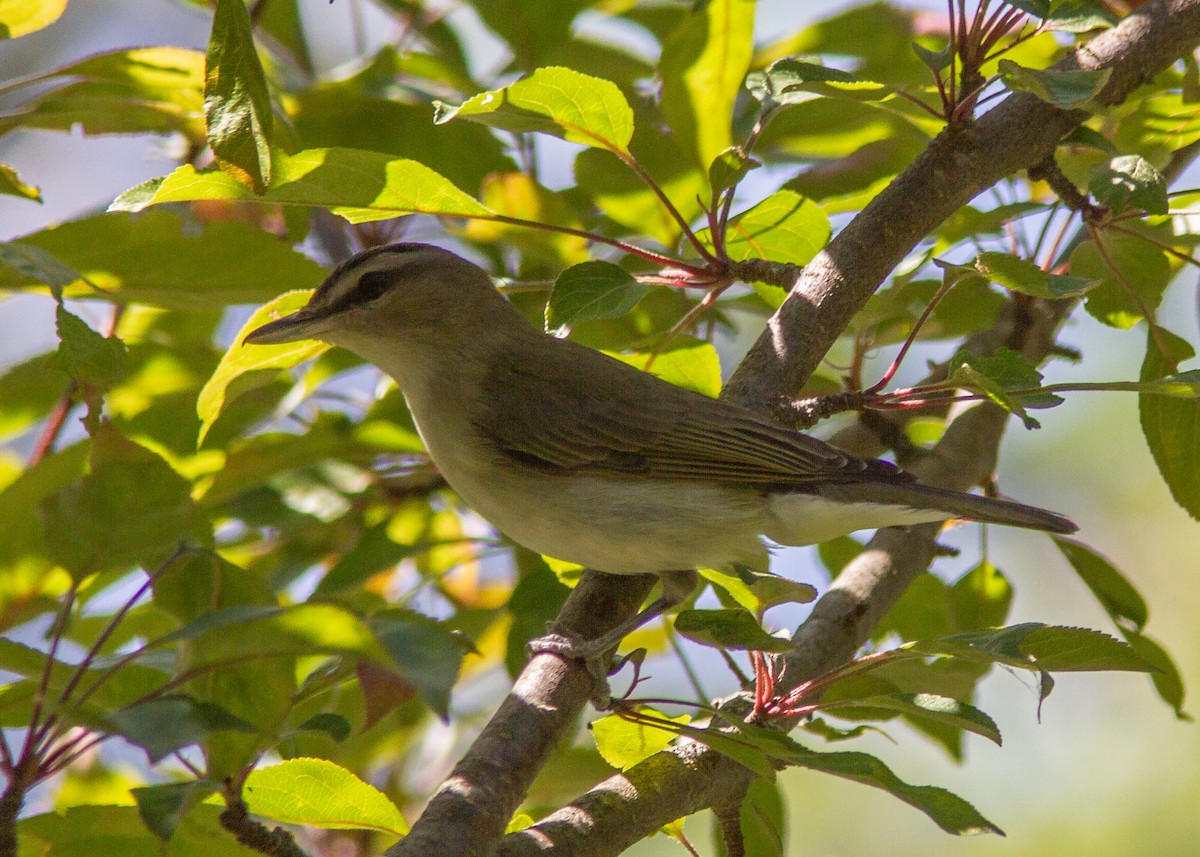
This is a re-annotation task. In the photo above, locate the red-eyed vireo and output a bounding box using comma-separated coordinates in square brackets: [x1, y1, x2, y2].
[246, 243, 1075, 673]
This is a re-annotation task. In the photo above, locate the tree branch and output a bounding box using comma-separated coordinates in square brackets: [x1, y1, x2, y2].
[393, 2, 1200, 854]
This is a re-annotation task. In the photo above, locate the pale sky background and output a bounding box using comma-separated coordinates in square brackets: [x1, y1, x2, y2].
[1, 2, 1198, 855]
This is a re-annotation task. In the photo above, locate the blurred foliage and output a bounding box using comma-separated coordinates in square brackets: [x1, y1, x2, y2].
[0, 0, 1196, 854]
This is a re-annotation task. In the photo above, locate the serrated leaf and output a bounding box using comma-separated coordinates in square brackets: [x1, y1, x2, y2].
[1053, 538, 1148, 630]
[609, 337, 722, 398]
[111, 147, 493, 224]
[206, 0, 274, 191]
[435, 66, 633, 152]
[914, 623, 1153, 673]
[106, 695, 256, 764]
[198, 290, 327, 444]
[973, 251, 1094, 299]
[1139, 327, 1200, 520]
[789, 746, 1003, 835]
[1089, 155, 1167, 215]
[592, 708, 690, 770]
[545, 260, 647, 331]
[0, 0, 67, 38]
[673, 608, 793, 652]
[947, 347, 1061, 428]
[660, 0, 755, 166]
[50, 304, 127, 393]
[0, 162, 40, 201]
[702, 189, 830, 265]
[998, 59, 1110, 108]
[827, 693, 1002, 745]
[243, 758, 408, 835]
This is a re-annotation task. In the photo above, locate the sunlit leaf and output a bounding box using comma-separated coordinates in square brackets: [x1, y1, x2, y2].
[206, 0, 274, 190]
[111, 148, 494, 224]
[0, 0, 67, 37]
[1070, 234, 1171, 329]
[660, 0, 755, 166]
[592, 708, 690, 770]
[435, 67, 634, 152]
[674, 608, 793, 652]
[1088, 154, 1168, 215]
[1053, 538, 1148, 631]
[0, 162, 40, 201]
[243, 758, 408, 835]
[609, 337, 722, 398]
[973, 251, 1094, 299]
[198, 290, 327, 444]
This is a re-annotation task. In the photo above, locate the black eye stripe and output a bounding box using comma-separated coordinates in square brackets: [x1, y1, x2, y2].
[357, 270, 391, 302]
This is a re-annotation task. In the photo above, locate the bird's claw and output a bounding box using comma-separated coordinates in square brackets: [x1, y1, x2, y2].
[527, 631, 618, 709]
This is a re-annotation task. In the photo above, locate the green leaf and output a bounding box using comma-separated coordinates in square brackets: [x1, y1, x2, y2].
[973, 251, 1095, 299]
[788, 746, 1002, 835]
[545, 261, 647, 331]
[133, 781, 219, 842]
[1089, 155, 1167, 215]
[106, 695, 257, 764]
[1126, 632, 1188, 718]
[1137, 369, 1200, 398]
[50, 304, 127, 393]
[435, 67, 634, 152]
[20, 804, 261, 857]
[708, 147, 761, 196]
[826, 693, 1001, 745]
[998, 59, 1111, 108]
[0, 0, 67, 38]
[946, 347, 1061, 429]
[471, 0, 587, 70]
[206, 0, 274, 191]
[0, 211, 327, 308]
[749, 57, 893, 107]
[913, 623, 1154, 673]
[673, 608, 793, 652]
[703, 190, 830, 265]
[700, 566, 816, 614]
[0, 354, 68, 442]
[948, 561, 1013, 631]
[1139, 327, 1200, 520]
[609, 337, 723, 399]
[0, 162, 40, 201]
[111, 148, 493, 224]
[592, 707, 690, 770]
[198, 290, 328, 444]
[39, 423, 210, 578]
[0, 47, 206, 141]
[1053, 538, 1148, 631]
[1070, 234, 1172, 329]
[911, 41, 952, 75]
[659, 0, 755, 167]
[243, 758, 408, 836]
[370, 609, 469, 720]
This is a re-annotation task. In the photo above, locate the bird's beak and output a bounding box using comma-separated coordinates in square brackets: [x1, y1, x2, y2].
[243, 308, 328, 346]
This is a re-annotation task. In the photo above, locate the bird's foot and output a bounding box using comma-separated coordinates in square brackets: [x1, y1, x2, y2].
[527, 631, 621, 709]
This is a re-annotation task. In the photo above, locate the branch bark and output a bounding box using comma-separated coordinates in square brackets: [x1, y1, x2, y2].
[392, 2, 1200, 854]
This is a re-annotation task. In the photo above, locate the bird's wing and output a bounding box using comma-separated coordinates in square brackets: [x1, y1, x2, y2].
[476, 340, 904, 486]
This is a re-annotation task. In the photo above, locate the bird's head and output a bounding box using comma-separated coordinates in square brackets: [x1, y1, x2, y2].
[244, 243, 504, 349]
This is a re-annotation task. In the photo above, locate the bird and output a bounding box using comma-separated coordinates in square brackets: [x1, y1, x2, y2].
[245, 242, 1076, 680]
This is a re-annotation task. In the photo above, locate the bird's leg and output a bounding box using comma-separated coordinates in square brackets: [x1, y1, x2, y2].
[529, 569, 699, 708]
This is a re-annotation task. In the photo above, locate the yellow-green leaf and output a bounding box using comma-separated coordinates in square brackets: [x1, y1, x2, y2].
[111, 147, 493, 223]
[592, 708, 690, 770]
[436, 66, 633, 152]
[243, 758, 408, 836]
[0, 0, 67, 38]
[198, 290, 327, 444]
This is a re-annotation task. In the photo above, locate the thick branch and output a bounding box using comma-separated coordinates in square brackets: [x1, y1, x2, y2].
[485, 2, 1200, 854]
[388, 3, 1200, 855]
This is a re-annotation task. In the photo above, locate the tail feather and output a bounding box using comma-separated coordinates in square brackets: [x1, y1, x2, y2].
[816, 481, 1077, 535]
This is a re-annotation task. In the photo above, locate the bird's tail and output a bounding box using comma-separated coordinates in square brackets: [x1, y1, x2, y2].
[815, 480, 1077, 534]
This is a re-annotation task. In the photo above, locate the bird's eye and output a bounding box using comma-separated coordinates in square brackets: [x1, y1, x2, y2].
[357, 271, 391, 303]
